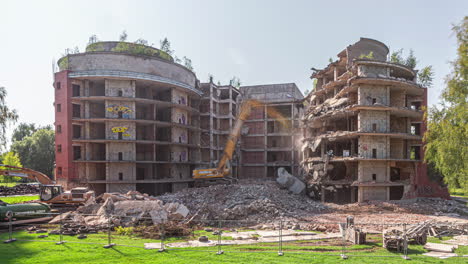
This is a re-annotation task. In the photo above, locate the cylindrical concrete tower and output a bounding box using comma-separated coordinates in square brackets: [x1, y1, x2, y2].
[54, 41, 202, 195]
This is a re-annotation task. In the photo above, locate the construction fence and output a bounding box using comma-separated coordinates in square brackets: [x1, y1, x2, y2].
[1, 212, 467, 260]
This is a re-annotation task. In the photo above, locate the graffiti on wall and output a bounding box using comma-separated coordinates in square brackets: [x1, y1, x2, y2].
[107, 105, 133, 118]
[112, 126, 131, 138]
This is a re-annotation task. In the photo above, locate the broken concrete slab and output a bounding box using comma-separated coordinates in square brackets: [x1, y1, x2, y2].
[49, 212, 72, 224]
[97, 197, 115, 216]
[424, 242, 458, 253]
[422, 251, 459, 259]
[149, 210, 168, 224]
[164, 203, 189, 219]
[276, 167, 306, 194]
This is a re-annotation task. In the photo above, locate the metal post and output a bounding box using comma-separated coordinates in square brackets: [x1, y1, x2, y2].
[56, 213, 64, 245]
[216, 220, 223, 255]
[340, 222, 348, 259]
[103, 216, 115, 248]
[4, 213, 16, 243]
[402, 223, 410, 260]
[158, 223, 165, 252]
[278, 220, 284, 256]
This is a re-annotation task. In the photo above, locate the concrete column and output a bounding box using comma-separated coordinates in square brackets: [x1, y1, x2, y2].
[264, 105, 268, 178]
[386, 86, 390, 106]
[84, 101, 90, 119]
[321, 186, 326, 202]
[209, 85, 214, 163]
[83, 80, 89, 97]
[357, 186, 364, 202]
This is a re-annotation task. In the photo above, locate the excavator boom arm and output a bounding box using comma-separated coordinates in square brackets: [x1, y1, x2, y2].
[216, 100, 263, 172]
[0, 165, 54, 185]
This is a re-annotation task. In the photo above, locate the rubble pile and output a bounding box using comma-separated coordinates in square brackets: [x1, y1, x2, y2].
[328, 197, 468, 216]
[276, 167, 306, 194]
[0, 184, 39, 196]
[50, 190, 190, 229]
[157, 182, 327, 222]
[302, 161, 334, 198]
[430, 222, 468, 237]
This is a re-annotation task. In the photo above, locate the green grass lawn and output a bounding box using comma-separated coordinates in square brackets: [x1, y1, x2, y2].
[450, 188, 468, 198]
[0, 231, 466, 264]
[0, 195, 39, 204]
[0, 182, 20, 187]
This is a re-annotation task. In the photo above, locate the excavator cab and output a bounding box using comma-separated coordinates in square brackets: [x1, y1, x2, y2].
[39, 185, 63, 201]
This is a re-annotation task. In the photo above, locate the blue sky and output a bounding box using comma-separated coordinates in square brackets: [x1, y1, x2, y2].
[0, 0, 466, 145]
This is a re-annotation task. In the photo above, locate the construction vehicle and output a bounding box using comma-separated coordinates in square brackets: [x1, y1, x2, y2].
[0, 165, 94, 205]
[193, 99, 289, 180]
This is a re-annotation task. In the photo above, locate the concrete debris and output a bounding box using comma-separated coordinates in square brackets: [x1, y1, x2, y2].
[198, 236, 209, 242]
[444, 235, 468, 246]
[157, 181, 327, 222]
[422, 251, 459, 259]
[304, 95, 349, 120]
[423, 242, 457, 253]
[0, 184, 39, 196]
[276, 167, 306, 194]
[49, 190, 190, 227]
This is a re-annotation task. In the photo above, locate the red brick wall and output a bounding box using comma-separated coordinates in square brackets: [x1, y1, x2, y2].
[409, 88, 449, 199]
[54, 71, 75, 184]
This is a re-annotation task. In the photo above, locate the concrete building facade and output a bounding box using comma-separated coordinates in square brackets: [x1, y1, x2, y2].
[54, 38, 446, 202]
[199, 82, 241, 177]
[54, 41, 201, 195]
[301, 38, 448, 203]
[240, 83, 304, 179]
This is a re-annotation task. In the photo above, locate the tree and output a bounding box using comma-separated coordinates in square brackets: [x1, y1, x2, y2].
[418, 66, 434, 88]
[12, 123, 37, 142]
[11, 123, 52, 143]
[119, 30, 128, 42]
[0, 86, 18, 149]
[0, 152, 22, 183]
[405, 49, 417, 69]
[424, 16, 468, 191]
[11, 128, 55, 177]
[159, 37, 173, 55]
[390, 49, 404, 64]
[183, 56, 193, 71]
[230, 76, 241, 88]
[134, 38, 148, 45]
[88, 34, 98, 45]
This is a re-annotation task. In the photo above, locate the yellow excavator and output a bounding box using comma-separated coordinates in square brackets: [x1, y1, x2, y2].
[0, 165, 94, 205]
[193, 99, 289, 181]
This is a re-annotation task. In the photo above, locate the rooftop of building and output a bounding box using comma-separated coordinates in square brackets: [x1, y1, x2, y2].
[240, 83, 304, 102]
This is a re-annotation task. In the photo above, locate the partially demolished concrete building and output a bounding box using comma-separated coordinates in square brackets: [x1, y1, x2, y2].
[301, 38, 447, 203]
[54, 38, 447, 201]
[54, 41, 303, 194]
